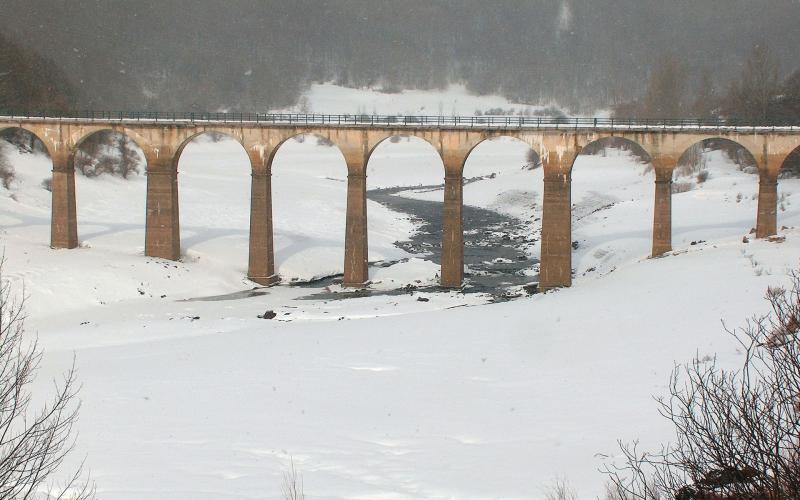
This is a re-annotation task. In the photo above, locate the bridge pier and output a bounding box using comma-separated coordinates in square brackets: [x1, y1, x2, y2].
[652, 175, 673, 256]
[539, 166, 573, 291]
[144, 161, 180, 260]
[343, 171, 369, 287]
[248, 169, 279, 285]
[50, 154, 78, 249]
[441, 173, 464, 288]
[756, 174, 778, 238]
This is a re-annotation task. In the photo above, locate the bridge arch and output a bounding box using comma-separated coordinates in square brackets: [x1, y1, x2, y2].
[269, 132, 351, 283]
[366, 134, 444, 185]
[70, 128, 149, 177]
[66, 129, 149, 252]
[461, 135, 542, 288]
[365, 134, 446, 286]
[568, 135, 656, 278]
[366, 134, 442, 165]
[778, 145, 800, 178]
[0, 126, 54, 159]
[70, 126, 153, 163]
[574, 135, 653, 173]
[171, 131, 253, 265]
[266, 131, 348, 170]
[671, 137, 766, 242]
[673, 137, 759, 176]
[172, 130, 247, 171]
[775, 145, 800, 234]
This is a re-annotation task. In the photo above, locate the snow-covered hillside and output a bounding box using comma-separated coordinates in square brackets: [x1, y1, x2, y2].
[278, 83, 573, 117]
[2, 114, 800, 498]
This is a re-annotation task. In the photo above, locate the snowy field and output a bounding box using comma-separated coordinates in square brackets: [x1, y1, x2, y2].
[2, 87, 800, 498]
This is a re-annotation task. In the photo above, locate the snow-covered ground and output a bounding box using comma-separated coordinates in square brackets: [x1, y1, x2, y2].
[279, 83, 568, 117]
[2, 108, 800, 498]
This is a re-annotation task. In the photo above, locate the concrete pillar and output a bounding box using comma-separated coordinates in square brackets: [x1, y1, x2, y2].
[441, 173, 464, 288]
[652, 176, 673, 256]
[144, 160, 180, 260]
[50, 154, 78, 249]
[343, 171, 368, 287]
[248, 170, 279, 285]
[539, 172, 572, 290]
[756, 173, 778, 238]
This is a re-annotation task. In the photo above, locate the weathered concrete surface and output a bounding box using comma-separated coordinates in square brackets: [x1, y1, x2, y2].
[441, 173, 464, 288]
[343, 172, 369, 287]
[247, 170, 278, 286]
[3, 119, 800, 290]
[50, 153, 77, 248]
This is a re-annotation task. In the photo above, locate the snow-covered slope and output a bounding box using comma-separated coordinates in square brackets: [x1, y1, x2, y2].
[279, 83, 566, 117]
[2, 121, 800, 498]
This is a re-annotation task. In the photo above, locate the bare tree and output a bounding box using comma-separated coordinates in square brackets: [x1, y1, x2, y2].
[0, 258, 94, 499]
[726, 42, 781, 123]
[603, 272, 800, 498]
[641, 55, 688, 119]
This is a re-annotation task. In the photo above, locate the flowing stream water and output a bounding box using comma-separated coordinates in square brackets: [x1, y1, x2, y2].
[294, 184, 540, 301]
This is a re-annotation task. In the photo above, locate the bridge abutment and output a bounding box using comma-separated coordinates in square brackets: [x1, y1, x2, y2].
[144, 161, 180, 260]
[50, 154, 78, 249]
[441, 173, 464, 288]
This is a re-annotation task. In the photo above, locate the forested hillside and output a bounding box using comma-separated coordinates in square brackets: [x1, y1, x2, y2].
[1, 0, 800, 114]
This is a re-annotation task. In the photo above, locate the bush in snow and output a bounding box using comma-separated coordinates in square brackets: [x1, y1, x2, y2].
[316, 136, 334, 147]
[671, 181, 694, 194]
[696, 170, 709, 183]
[603, 272, 800, 498]
[0, 144, 14, 189]
[41, 177, 52, 192]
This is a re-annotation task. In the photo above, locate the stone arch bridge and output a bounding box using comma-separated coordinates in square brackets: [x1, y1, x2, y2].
[2, 113, 800, 291]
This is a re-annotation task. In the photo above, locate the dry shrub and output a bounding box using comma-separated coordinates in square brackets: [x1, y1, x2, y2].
[281, 458, 304, 500]
[672, 181, 694, 194]
[543, 478, 578, 500]
[603, 272, 800, 499]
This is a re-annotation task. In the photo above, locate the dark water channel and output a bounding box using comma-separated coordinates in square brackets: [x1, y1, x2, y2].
[294, 183, 540, 301]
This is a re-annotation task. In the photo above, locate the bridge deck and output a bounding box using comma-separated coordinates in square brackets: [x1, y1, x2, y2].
[1, 113, 799, 133]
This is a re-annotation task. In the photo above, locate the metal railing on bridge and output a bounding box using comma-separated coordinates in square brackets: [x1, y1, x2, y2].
[1, 110, 798, 131]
